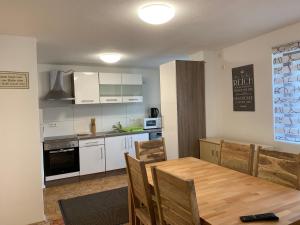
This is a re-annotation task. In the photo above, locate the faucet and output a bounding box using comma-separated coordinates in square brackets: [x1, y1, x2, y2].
[112, 122, 123, 132]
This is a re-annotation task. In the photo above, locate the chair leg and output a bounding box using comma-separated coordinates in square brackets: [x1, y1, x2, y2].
[135, 216, 141, 225]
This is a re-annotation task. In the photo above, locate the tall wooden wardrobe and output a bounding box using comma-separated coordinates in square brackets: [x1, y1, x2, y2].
[160, 60, 206, 159]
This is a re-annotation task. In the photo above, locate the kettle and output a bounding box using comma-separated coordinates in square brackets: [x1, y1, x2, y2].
[150, 108, 159, 118]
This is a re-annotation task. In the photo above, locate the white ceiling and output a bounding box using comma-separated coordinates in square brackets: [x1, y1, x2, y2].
[1, 0, 300, 68]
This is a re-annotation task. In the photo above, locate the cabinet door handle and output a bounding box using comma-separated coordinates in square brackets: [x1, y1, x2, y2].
[125, 137, 127, 149]
[106, 98, 117, 102]
[81, 99, 94, 103]
[84, 141, 99, 146]
[100, 147, 103, 159]
[128, 98, 138, 101]
[49, 148, 74, 154]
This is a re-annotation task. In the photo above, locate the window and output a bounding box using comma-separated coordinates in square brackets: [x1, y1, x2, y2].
[273, 41, 300, 143]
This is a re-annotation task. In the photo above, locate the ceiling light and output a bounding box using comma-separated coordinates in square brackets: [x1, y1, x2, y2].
[138, 3, 175, 25]
[99, 53, 121, 63]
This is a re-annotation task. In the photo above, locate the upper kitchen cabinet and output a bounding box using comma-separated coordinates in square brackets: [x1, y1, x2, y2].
[122, 73, 143, 103]
[99, 73, 122, 104]
[73, 72, 100, 104]
[122, 74, 142, 85]
[73, 72, 144, 104]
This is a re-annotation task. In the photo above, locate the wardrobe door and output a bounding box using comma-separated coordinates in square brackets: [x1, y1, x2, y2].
[176, 60, 206, 158]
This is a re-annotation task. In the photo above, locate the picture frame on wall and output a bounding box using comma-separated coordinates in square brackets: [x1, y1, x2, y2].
[232, 64, 255, 111]
[0, 71, 29, 89]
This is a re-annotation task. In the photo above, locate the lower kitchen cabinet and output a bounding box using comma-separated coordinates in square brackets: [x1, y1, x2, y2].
[199, 138, 220, 164]
[105, 136, 127, 171]
[105, 133, 149, 171]
[127, 133, 149, 156]
[79, 138, 105, 175]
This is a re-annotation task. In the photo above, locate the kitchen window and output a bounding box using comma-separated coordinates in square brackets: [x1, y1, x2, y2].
[273, 41, 300, 143]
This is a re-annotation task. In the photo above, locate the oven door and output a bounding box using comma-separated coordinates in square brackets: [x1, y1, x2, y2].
[44, 147, 79, 176]
[149, 132, 162, 140]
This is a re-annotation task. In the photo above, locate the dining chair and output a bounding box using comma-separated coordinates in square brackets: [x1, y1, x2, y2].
[124, 153, 157, 225]
[219, 140, 255, 175]
[255, 146, 300, 189]
[135, 138, 167, 163]
[151, 166, 201, 225]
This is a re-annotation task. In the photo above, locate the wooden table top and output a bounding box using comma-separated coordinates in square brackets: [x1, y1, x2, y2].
[146, 157, 300, 225]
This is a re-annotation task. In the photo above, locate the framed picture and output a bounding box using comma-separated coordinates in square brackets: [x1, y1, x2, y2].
[0, 71, 29, 89]
[232, 64, 255, 111]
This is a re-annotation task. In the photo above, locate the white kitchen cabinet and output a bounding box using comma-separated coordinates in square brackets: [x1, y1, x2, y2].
[126, 133, 149, 157]
[122, 74, 143, 85]
[99, 73, 122, 84]
[105, 136, 127, 171]
[99, 73, 122, 103]
[79, 138, 105, 175]
[74, 72, 143, 104]
[74, 72, 100, 104]
[105, 133, 149, 171]
[122, 74, 143, 103]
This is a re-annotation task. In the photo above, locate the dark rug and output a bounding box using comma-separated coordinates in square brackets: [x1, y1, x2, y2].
[58, 187, 129, 225]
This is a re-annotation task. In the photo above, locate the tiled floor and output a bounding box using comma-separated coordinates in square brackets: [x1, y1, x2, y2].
[31, 174, 128, 225]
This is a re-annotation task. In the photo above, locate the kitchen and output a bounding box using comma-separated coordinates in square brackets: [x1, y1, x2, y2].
[39, 67, 162, 184]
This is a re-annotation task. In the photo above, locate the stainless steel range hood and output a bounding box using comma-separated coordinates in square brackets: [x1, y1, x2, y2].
[44, 70, 74, 101]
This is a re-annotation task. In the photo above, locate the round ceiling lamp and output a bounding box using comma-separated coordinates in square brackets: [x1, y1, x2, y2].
[99, 53, 122, 63]
[138, 3, 175, 25]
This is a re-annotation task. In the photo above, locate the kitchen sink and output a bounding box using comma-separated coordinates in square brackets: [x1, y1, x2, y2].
[105, 130, 125, 134]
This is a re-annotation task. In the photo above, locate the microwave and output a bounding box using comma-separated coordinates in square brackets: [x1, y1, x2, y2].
[144, 118, 162, 129]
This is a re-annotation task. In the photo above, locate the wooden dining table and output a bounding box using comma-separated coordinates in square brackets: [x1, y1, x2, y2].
[139, 157, 300, 225]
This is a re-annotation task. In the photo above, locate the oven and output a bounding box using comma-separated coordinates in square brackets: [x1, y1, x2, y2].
[149, 131, 162, 140]
[43, 138, 79, 181]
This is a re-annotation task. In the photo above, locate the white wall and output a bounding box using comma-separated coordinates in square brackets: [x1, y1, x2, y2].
[192, 21, 300, 153]
[0, 36, 44, 225]
[38, 64, 160, 136]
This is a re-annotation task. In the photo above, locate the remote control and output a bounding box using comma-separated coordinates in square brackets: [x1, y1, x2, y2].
[240, 213, 279, 222]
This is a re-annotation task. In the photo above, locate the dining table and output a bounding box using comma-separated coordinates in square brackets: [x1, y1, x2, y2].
[133, 157, 300, 225]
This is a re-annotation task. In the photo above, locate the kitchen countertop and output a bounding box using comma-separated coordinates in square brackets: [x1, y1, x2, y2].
[44, 128, 162, 142]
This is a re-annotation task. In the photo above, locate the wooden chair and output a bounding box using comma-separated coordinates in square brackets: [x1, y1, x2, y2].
[151, 166, 201, 225]
[255, 146, 300, 189]
[219, 140, 255, 175]
[124, 153, 157, 225]
[135, 138, 167, 163]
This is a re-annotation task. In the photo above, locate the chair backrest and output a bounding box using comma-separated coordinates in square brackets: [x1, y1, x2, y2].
[220, 140, 255, 175]
[124, 153, 156, 224]
[151, 166, 201, 225]
[135, 138, 167, 163]
[256, 147, 300, 189]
